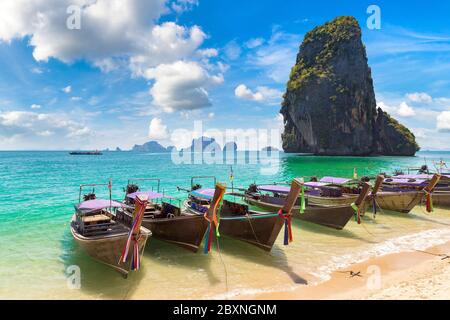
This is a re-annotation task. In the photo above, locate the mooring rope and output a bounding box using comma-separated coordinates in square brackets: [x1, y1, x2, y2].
[215, 234, 229, 296]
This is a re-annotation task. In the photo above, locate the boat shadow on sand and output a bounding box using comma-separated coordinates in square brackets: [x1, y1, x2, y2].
[209, 236, 308, 285]
[60, 228, 147, 299]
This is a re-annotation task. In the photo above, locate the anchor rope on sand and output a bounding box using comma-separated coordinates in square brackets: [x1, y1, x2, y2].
[337, 270, 363, 278]
[414, 249, 450, 260]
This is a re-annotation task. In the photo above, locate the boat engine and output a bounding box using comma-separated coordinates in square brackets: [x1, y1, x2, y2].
[126, 184, 139, 194]
[247, 184, 258, 194]
[83, 193, 96, 201]
[419, 165, 429, 174]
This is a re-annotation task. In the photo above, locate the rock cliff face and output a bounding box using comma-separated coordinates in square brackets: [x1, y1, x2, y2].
[281, 16, 419, 156]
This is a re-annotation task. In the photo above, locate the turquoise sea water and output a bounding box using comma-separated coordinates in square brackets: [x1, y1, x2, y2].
[1, 151, 450, 299]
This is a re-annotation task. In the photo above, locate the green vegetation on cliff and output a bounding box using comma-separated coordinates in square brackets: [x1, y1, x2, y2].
[288, 16, 361, 91]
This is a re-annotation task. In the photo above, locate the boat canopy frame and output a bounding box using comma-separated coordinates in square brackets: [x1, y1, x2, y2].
[127, 178, 161, 193]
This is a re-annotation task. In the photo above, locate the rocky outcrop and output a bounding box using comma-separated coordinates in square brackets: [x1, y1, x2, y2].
[186, 136, 221, 152]
[132, 141, 169, 153]
[281, 16, 419, 156]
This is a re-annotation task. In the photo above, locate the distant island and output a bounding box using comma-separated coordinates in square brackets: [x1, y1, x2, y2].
[281, 16, 419, 156]
[131, 141, 170, 153]
[261, 146, 279, 152]
[127, 138, 273, 153]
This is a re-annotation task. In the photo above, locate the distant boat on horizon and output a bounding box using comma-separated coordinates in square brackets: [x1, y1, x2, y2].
[69, 150, 103, 155]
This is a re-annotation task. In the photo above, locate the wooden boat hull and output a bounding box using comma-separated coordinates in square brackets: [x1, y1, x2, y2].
[307, 193, 358, 207]
[218, 213, 285, 251]
[368, 191, 423, 213]
[183, 201, 284, 251]
[142, 215, 208, 252]
[432, 191, 450, 208]
[245, 198, 355, 230]
[70, 215, 150, 276]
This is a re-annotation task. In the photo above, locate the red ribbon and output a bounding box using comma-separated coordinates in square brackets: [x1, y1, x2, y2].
[278, 209, 293, 245]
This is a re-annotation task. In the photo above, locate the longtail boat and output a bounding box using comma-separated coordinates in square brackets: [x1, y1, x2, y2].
[184, 179, 302, 251]
[386, 173, 449, 208]
[219, 179, 302, 251]
[250, 176, 364, 209]
[70, 181, 151, 276]
[366, 174, 442, 213]
[244, 182, 371, 230]
[120, 178, 208, 252]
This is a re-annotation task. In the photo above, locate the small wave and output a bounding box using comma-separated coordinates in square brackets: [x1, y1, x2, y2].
[211, 285, 297, 300]
[311, 228, 450, 282]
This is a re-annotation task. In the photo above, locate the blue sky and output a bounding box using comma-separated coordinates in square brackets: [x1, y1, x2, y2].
[0, 0, 450, 150]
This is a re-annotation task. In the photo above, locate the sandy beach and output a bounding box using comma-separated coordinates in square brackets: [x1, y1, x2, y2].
[243, 241, 450, 300]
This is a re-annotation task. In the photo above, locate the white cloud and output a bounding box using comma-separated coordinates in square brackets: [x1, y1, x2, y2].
[235, 84, 282, 103]
[148, 117, 169, 140]
[144, 61, 223, 112]
[235, 84, 263, 101]
[208, 112, 215, 119]
[247, 30, 302, 83]
[366, 26, 450, 57]
[437, 111, 450, 132]
[397, 102, 416, 117]
[245, 38, 264, 49]
[378, 101, 416, 117]
[406, 92, 433, 104]
[0, 1, 222, 113]
[224, 40, 241, 60]
[0, 0, 168, 63]
[30, 104, 41, 109]
[129, 22, 208, 76]
[62, 86, 72, 93]
[0, 110, 91, 139]
[31, 67, 44, 74]
[171, 0, 199, 13]
[71, 96, 82, 101]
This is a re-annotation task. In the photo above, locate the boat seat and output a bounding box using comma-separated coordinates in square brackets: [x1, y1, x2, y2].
[221, 200, 249, 216]
[82, 214, 111, 225]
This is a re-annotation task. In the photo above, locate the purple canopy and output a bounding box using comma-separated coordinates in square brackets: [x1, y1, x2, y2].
[395, 174, 450, 180]
[191, 188, 215, 200]
[395, 174, 433, 180]
[304, 181, 329, 188]
[257, 185, 290, 194]
[383, 178, 428, 186]
[126, 190, 173, 200]
[319, 176, 352, 184]
[75, 199, 126, 212]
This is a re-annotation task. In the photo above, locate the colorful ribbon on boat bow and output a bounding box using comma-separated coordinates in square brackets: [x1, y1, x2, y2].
[424, 190, 434, 213]
[351, 202, 361, 224]
[278, 209, 293, 245]
[119, 196, 147, 271]
[300, 185, 305, 214]
[203, 186, 225, 254]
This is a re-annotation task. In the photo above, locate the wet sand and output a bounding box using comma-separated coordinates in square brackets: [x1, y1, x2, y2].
[242, 241, 450, 300]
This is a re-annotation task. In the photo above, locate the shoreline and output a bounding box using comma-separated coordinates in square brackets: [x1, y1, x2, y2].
[239, 241, 450, 300]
